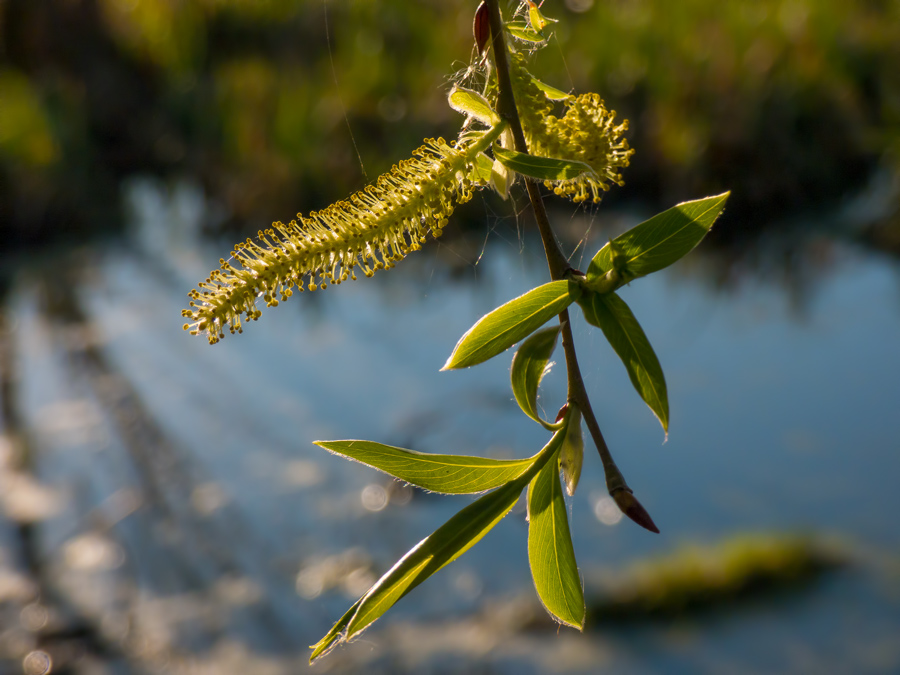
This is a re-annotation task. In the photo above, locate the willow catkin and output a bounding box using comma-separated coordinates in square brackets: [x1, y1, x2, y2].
[182, 136, 489, 344]
[509, 51, 634, 203]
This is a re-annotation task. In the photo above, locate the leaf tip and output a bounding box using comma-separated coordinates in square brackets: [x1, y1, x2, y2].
[309, 639, 335, 664]
[655, 407, 669, 436]
[440, 350, 462, 371]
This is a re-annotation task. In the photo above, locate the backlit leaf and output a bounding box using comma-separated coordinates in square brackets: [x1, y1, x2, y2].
[587, 193, 730, 286]
[443, 280, 579, 370]
[491, 157, 511, 200]
[578, 291, 669, 434]
[311, 428, 566, 654]
[527, 1, 557, 33]
[532, 78, 571, 101]
[309, 598, 362, 662]
[528, 453, 584, 628]
[510, 326, 560, 428]
[493, 146, 595, 182]
[471, 151, 494, 184]
[314, 440, 534, 494]
[448, 86, 500, 126]
[506, 22, 547, 43]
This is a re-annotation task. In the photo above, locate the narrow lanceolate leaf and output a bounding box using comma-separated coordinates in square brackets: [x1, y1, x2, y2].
[309, 598, 362, 662]
[491, 158, 511, 200]
[493, 146, 595, 182]
[587, 193, 730, 285]
[579, 291, 669, 434]
[314, 440, 534, 494]
[448, 86, 500, 126]
[506, 22, 547, 43]
[527, 1, 558, 32]
[531, 78, 572, 101]
[472, 152, 494, 184]
[528, 455, 585, 629]
[443, 280, 579, 370]
[309, 428, 566, 662]
[510, 326, 560, 428]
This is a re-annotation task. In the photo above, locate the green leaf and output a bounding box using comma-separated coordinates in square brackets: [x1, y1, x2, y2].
[309, 598, 362, 662]
[578, 291, 669, 434]
[532, 77, 571, 101]
[448, 86, 500, 126]
[528, 454, 584, 629]
[506, 22, 547, 43]
[527, 2, 557, 33]
[443, 280, 579, 370]
[493, 146, 595, 182]
[314, 440, 534, 494]
[510, 326, 560, 428]
[319, 428, 566, 651]
[491, 157, 511, 200]
[587, 193, 730, 286]
[471, 151, 494, 184]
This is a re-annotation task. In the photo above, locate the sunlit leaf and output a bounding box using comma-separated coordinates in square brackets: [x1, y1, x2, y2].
[491, 157, 511, 200]
[528, 454, 584, 628]
[322, 428, 566, 649]
[578, 291, 669, 434]
[448, 86, 500, 126]
[527, 1, 557, 33]
[510, 326, 560, 428]
[471, 151, 494, 184]
[314, 440, 534, 494]
[443, 280, 579, 370]
[587, 193, 730, 286]
[309, 598, 362, 662]
[493, 146, 595, 182]
[532, 77, 571, 101]
[506, 22, 547, 43]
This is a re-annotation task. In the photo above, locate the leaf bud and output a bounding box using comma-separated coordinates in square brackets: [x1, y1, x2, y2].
[473, 1, 491, 56]
[559, 403, 584, 496]
[612, 489, 660, 534]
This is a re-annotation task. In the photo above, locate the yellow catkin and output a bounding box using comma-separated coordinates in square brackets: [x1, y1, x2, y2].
[182, 137, 487, 344]
[509, 51, 634, 203]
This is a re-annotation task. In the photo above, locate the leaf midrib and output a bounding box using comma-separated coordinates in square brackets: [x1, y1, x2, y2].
[462, 286, 567, 360]
[625, 199, 722, 268]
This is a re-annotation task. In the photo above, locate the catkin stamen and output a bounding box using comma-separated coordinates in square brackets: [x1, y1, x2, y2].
[182, 136, 494, 344]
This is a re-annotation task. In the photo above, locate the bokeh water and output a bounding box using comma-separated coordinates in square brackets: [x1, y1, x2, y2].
[1, 177, 899, 673]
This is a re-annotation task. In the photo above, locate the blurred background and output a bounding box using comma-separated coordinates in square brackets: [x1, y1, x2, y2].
[1, 0, 899, 673]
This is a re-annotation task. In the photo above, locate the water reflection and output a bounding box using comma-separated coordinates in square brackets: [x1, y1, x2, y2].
[0, 177, 898, 672]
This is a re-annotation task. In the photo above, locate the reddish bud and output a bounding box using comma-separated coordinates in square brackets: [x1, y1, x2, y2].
[612, 489, 660, 534]
[555, 402, 568, 423]
[473, 1, 491, 55]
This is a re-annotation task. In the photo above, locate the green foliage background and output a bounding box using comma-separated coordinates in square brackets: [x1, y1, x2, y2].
[1, 0, 898, 247]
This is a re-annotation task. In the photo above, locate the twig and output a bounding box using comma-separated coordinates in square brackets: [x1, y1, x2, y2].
[484, 0, 658, 533]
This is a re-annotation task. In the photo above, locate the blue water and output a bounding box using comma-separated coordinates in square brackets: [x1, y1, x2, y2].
[1, 179, 898, 673]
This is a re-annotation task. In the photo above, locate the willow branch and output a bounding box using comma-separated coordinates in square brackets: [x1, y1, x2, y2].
[484, 0, 658, 533]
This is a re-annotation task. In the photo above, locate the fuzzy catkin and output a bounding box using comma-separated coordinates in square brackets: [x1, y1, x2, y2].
[509, 51, 634, 203]
[183, 137, 486, 345]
